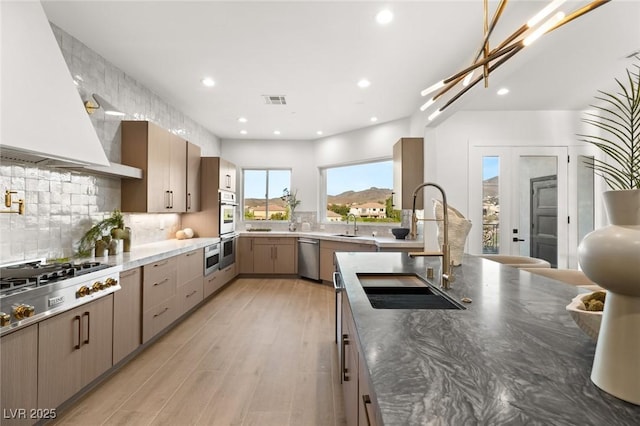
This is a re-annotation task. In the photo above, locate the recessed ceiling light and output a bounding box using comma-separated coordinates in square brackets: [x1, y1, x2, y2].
[273, 130, 281, 135]
[497, 88, 510, 96]
[201, 77, 215, 87]
[238, 117, 248, 123]
[316, 131, 323, 135]
[357, 79, 371, 88]
[240, 130, 247, 135]
[376, 9, 393, 25]
[370, 117, 378, 122]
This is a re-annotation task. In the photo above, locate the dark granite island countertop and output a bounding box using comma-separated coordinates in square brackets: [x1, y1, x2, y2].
[335, 252, 639, 425]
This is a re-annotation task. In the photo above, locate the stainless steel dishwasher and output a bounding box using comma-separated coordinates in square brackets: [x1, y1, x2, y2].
[298, 238, 320, 281]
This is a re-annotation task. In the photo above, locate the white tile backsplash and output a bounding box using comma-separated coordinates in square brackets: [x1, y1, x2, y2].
[0, 24, 219, 263]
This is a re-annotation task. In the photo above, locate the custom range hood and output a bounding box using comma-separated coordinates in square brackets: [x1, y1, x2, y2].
[0, 1, 113, 170]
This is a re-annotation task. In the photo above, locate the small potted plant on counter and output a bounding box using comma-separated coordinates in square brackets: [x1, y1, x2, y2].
[77, 209, 129, 257]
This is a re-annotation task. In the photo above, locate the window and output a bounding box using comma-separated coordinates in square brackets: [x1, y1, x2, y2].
[243, 169, 292, 220]
[323, 160, 399, 223]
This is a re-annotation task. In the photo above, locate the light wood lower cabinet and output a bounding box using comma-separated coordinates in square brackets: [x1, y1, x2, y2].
[142, 257, 178, 343]
[38, 295, 114, 410]
[177, 249, 204, 316]
[203, 263, 237, 298]
[320, 241, 376, 282]
[241, 237, 296, 274]
[238, 236, 254, 274]
[1, 325, 38, 426]
[113, 267, 142, 364]
[342, 295, 381, 426]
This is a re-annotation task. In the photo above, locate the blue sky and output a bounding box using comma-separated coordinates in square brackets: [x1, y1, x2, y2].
[483, 156, 499, 180]
[245, 158, 499, 199]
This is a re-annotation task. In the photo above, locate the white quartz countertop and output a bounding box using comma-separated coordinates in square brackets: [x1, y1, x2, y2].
[238, 230, 423, 249]
[87, 238, 220, 271]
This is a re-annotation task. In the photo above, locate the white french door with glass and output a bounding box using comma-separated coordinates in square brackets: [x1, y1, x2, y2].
[468, 146, 568, 268]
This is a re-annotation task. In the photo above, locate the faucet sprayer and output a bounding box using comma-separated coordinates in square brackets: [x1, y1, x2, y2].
[409, 182, 453, 289]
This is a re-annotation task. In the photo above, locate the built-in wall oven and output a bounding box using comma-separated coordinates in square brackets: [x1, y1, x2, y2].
[204, 241, 220, 276]
[220, 234, 237, 269]
[219, 190, 237, 236]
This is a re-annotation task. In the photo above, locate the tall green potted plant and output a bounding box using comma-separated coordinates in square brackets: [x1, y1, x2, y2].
[576, 56, 640, 405]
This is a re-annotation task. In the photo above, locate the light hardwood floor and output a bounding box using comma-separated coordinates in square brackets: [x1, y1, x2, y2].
[50, 277, 347, 426]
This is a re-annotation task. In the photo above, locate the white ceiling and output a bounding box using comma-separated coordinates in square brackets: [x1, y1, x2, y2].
[41, 1, 640, 140]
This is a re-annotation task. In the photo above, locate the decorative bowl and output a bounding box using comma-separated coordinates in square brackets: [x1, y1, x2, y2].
[391, 227, 410, 240]
[566, 291, 604, 342]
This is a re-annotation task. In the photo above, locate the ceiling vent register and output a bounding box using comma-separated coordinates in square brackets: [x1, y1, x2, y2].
[263, 95, 287, 105]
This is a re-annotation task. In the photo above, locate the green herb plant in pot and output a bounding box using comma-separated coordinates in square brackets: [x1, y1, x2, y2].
[576, 55, 640, 405]
[77, 209, 127, 257]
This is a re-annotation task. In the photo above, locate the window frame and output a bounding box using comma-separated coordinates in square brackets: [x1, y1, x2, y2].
[320, 158, 399, 224]
[242, 168, 292, 222]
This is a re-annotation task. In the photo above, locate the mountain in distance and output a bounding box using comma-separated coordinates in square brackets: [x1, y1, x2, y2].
[244, 187, 392, 208]
[328, 187, 392, 205]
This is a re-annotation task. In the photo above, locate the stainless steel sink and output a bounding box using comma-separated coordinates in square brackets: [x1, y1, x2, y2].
[356, 273, 465, 310]
[333, 234, 360, 238]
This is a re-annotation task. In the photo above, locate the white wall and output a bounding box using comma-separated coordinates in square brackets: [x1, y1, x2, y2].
[412, 109, 603, 265]
[314, 117, 411, 167]
[221, 117, 412, 213]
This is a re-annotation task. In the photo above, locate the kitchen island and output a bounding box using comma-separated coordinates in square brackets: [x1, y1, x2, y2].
[335, 252, 639, 425]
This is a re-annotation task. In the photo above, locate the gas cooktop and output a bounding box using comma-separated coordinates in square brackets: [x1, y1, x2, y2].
[0, 259, 122, 335]
[0, 260, 111, 295]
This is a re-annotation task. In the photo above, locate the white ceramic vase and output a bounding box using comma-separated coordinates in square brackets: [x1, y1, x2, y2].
[578, 189, 640, 405]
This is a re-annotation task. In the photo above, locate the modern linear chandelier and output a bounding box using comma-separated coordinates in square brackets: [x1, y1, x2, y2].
[419, 0, 611, 121]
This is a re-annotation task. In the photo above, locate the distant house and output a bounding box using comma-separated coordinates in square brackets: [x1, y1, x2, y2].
[349, 202, 386, 218]
[326, 210, 343, 222]
[250, 204, 286, 220]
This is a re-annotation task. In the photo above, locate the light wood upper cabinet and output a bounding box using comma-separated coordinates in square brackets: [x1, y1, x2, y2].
[121, 120, 188, 213]
[1, 325, 38, 426]
[186, 141, 201, 212]
[113, 268, 142, 365]
[392, 137, 424, 210]
[38, 295, 113, 410]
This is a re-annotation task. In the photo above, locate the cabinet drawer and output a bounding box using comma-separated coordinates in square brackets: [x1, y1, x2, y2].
[143, 259, 177, 311]
[142, 296, 177, 343]
[178, 276, 203, 315]
[204, 271, 223, 298]
[177, 249, 203, 285]
[144, 257, 177, 285]
[219, 263, 237, 284]
[254, 237, 295, 245]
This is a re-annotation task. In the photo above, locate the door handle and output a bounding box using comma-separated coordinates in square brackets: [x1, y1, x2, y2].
[73, 315, 81, 350]
[512, 237, 525, 242]
[82, 311, 90, 345]
[165, 190, 171, 209]
[187, 193, 192, 210]
[362, 394, 373, 426]
[342, 334, 350, 382]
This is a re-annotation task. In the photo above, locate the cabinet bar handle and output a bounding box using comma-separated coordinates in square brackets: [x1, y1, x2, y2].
[170, 190, 174, 209]
[165, 190, 171, 209]
[186, 290, 197, 298]
[187, 193, 192, 210]
[121, 269, 139, 278]
[153, 278, 169, 287]
[362, 394, 373, 426]
[82, 311, 90, 345]
[153, 260, 169, 268]
[186, 251, 196, 257]
[153, 307, 169, 318]
[73, 315, 81, 350]
[342, 334, 349, 382]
